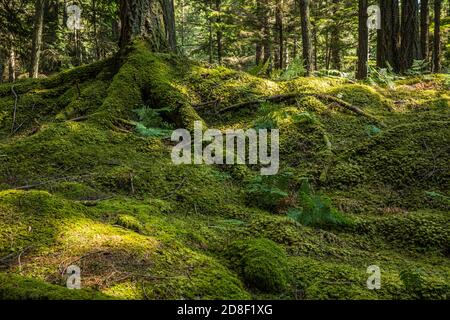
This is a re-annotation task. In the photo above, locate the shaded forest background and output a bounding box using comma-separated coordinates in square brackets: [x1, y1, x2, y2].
[1, 0, 449, 82]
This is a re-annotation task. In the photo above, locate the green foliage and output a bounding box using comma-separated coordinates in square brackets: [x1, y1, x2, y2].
[246, 171, 292, 210]
[406, 60, 431, 76]
[400, 269, 425, 293]
[226, 238, 289, 292]
[116, 214, 143, 232]
[277, 58, 306, 80]
[367, 64, 396, 88]
[288, 179, 349, 228]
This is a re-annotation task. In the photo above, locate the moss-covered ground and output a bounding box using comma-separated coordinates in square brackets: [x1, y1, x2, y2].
[0, 41, 448, 300]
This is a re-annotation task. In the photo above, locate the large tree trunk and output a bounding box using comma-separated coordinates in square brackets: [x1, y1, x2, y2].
[356, 0, 369, 80]
[161, 0, 177, 52]
[420, 0, 429, 61]
[377, 0, 400, 71]
[432, 0, 442, 73]
[299, 0, 313, 76]
[30, 0, 45, 78]
[119, 0, 166, 52]
[400, 0, 421, 72]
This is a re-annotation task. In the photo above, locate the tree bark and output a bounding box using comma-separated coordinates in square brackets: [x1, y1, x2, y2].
[377, 0, 400, 71]
[119, 0, 166, 52]
[330, 0, 341, 70]
[8, 45, 15, 82]
[356, 0, 369, 79]
[30, 0, 45, 78]
[400, 0, 421, 72]
[161, 0, 177, 52]
[216, 0, 223, 64]
[432, 0, 442, 73]
[420, 0, 429, 60]
[275, 0, 284, 69]
[299, 0, 313, 76]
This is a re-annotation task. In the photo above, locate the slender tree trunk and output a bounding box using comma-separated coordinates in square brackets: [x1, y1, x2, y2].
[215, 0, 223, 64]
[357, 0, 369, 79]
[8, 46, 15, 82]
[400, 0, 421, 72]
[432, 0, 442, 73]
[30, 0, 45, 78]
[330, 0, 341, 70]
[420, 0, 429, 61]
[92, 0, 101, 60]
[299, 0, 313, 75]
[209, 0, 214, 63]
[262, 0, 271, 65]
[275, 0, 284, 69]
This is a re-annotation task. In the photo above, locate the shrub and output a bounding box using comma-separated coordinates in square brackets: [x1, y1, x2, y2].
[246, 171, 292, 210]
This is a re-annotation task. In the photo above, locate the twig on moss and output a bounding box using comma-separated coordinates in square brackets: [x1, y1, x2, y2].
[162, 176, 187, 199]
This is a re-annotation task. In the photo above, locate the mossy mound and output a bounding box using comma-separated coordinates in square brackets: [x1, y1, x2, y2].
[226, 238, 289, 292]
[328, 84, 393, 111]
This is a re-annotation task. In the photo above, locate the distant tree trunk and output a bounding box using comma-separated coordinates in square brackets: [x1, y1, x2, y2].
[420, 0, 429, 60]
[377, 0, 400, 71]
[299, 0, 313, 76]
[275, 0, 284, 69]
[209, 0, 214, 63]
[432, 0, 442, 73]
[356, 0, 369, 79]
[8, 46, 15, 82]
[119, 0, 166, 53]
[30, 0, 45, 78]
[92, 0, 100, 60]
[215, 0, 223, 64]
[0, 50, 4, 83]
[400, 0, 420, 72]
[161, 0, 177, 52]
[262, 0, 271, 65]
[330, 0, 341, 70]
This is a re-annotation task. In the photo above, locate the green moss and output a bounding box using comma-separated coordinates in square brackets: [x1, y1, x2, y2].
[227, 238, 289, 292]
[116, 214, 143, 233]
[329, 84, 393, 111]
[0, 273, 111, 300]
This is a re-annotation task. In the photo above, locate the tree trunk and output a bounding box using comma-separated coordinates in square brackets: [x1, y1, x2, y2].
[216, 0, 223, 64]
[8, 46, 15, 82]
[119, 0, 166, 52]
[330, 0, 341, 70]
[275, 1, 284, 69]
[30, 0, 45, 78]
[299, 0, 313, 76]
[161, 0, 177, 52]
[356, 0, 369, 79]
[432, 0, 442, 73]
[377, 0, 400, 71]
[420, 0, 429, 61]
[400, 0, 420, 72]
[262, 0, 271, 66]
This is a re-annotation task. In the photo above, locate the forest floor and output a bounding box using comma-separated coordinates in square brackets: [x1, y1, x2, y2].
[0, 41, 448, 300]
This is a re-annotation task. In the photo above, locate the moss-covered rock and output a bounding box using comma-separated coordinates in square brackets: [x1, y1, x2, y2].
[226, 238, 289, 292]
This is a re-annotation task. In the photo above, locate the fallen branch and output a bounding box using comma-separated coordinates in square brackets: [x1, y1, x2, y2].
[218, 92, 385, 126]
